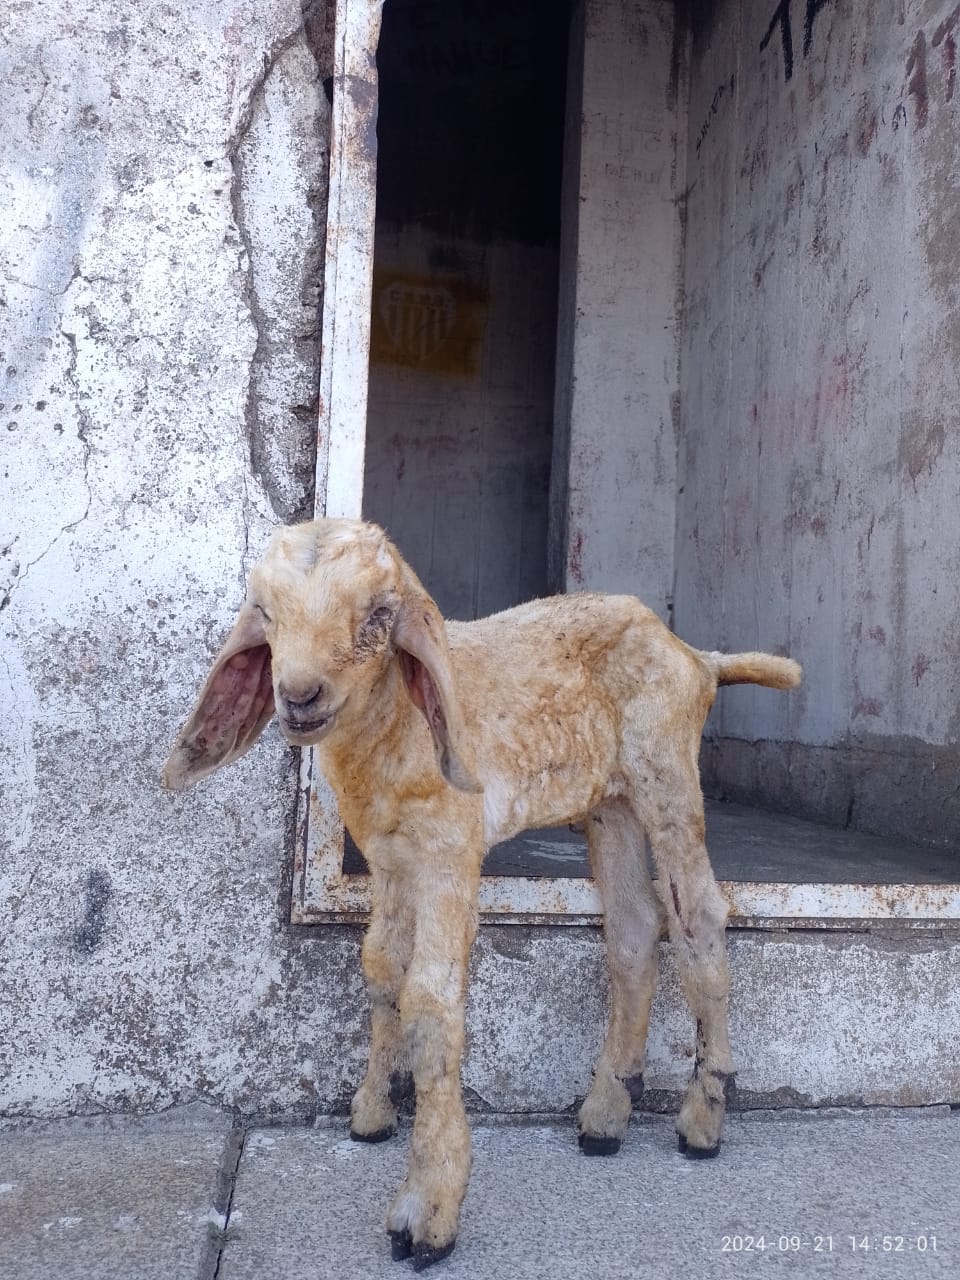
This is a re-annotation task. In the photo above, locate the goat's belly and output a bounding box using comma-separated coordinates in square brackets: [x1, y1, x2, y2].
[481, 764, 617, 846]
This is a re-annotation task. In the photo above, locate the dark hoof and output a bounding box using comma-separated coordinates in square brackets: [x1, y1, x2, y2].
[350, 1125, 397, 1144]
[390, 1229, 413, 1261]
[621, 1072, 645, 1105]
[412, 1239, 456, 1271]
[389, 1070, 416, 1112]
[579, 1132, 622, 1157]
[678, 1133, 721, 1159]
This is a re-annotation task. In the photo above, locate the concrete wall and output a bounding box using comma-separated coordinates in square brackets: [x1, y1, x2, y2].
[552, 0, 685, 618]
[0, 0, 359, 1119]
[677, 0, 960, 845]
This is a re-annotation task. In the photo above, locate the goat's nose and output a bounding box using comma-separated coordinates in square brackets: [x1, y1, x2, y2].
[278, 681, 325, 708]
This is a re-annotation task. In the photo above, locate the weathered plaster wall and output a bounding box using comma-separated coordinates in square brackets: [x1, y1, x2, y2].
[677, 0, 960, 844]
[3, 0, 956, 1125]
[0, 0, 353, 1119]
[553, 0, 685, 618]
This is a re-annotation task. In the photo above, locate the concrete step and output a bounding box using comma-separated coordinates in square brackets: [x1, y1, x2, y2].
[460, 914, 960, 1113]
[332, 804, 960, 1112]
[335, 799, 960, 923]
[454, 804, 960, 1112]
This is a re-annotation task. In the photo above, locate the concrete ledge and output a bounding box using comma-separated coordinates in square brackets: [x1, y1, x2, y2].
[702, 736, 960, 850]
[462, 926, 960, 1112]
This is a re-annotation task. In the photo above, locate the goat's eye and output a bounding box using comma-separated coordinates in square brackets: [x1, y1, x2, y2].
[357, 604, 394, 648]
[363, 604, 393, 632]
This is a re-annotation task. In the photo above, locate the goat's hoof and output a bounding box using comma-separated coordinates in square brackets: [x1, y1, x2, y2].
[578, 1132, 622, 1157]
[412, 1239, 456, 1271]
[351, 1124, 397, 1144]
[390, 1229, 413, 1261]
[678, 1133, 721, 1159]
[388, 1070, 416, 1112]
[621, 1072, 645, 1105]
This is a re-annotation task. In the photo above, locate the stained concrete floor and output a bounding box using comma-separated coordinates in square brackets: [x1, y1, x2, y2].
[1, 1106, 958, 1279]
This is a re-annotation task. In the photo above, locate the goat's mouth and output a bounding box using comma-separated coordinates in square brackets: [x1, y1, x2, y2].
[278, 711, 338, 742]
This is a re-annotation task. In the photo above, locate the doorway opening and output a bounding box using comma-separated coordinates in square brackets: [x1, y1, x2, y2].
[293, 0, 960, 927]
[360, 0, 573, 620]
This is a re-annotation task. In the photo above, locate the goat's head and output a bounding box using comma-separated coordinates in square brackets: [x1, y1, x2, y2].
[162, 519, 480, 794]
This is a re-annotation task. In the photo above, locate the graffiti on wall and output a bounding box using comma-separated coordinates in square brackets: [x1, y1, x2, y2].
[696, 74, 736, 155]
[902, 7, 960, 127]
[758, 0, 958, 130]
[758, 0, 835, 82]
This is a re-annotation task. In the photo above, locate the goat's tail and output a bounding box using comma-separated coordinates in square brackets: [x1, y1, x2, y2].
[705, 650, 802, 690]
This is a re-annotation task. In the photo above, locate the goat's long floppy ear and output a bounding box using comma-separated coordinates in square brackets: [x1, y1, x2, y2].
[162, 603, 275, 791]
[393, 579, 482, 794]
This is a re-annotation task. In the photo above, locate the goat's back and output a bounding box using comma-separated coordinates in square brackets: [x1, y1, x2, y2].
[445, 594, 708, 842]
[447, 593, 703, 706]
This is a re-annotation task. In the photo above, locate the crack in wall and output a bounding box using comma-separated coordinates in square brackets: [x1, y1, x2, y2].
[25, 48, 51, 130]
[228, 101, 270, 556]
[226, 19, 327, 540]
[1, 307, 93, 612]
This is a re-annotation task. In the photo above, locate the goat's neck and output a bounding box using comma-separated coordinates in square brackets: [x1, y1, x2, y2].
[316, 657, 441, 843]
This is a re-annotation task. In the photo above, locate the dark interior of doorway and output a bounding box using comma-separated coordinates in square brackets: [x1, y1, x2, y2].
[360, 0, 573, 622]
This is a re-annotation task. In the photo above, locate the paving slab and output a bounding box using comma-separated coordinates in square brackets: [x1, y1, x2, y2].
[219, 1111, 960, 1280]
[0, 1106, 231, 1280]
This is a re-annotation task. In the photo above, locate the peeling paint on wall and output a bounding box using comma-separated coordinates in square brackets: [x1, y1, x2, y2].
[677, 0, 960, 843]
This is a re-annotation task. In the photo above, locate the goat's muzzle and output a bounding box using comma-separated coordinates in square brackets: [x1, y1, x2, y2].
[277, 681, 341, 741]
[278, 708, 338, 742]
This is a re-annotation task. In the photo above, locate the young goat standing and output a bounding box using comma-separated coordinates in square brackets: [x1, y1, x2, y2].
[163, 518, 801, 1269]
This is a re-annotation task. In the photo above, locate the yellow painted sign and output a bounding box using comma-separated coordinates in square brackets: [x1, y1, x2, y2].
[369, 270, 488, 377]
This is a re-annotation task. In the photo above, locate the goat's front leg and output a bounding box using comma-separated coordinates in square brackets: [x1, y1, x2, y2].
[351, 867, 415, 1143]
[387, 868, 479, 1270]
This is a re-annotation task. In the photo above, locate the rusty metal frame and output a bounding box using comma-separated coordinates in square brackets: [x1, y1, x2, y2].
[291, 0, 960, 931]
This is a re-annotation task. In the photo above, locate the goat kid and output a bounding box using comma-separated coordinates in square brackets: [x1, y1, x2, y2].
[163, 518, 801, 1270]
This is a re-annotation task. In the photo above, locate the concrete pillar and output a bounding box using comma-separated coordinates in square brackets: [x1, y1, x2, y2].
[551, 0, 685, 619]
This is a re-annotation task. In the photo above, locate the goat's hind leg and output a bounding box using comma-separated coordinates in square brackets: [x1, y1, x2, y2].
[579, 798, 665, 1156]
[351, 867, 414, 1143]
[643, 773, 735, 1159]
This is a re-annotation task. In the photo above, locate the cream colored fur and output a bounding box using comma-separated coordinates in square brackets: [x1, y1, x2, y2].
[163, 518, 801, 1268]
